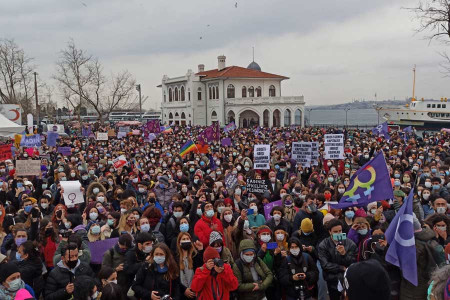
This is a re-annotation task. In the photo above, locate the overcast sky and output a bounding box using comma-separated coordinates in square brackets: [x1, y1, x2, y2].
[2, 0, 450, 109]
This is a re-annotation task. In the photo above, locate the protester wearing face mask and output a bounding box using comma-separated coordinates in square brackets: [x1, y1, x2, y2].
[98, 266, 118, 289]
[194, 202, 224, 248]
[220, 207, 237, 258]
[291, 218, 318, 261]
[45, 243, 95, 300]
[13, 240, 43, 297]
[282, 194, 297, 223]
[347, 217, 372, 262]
[73, 275, 99, 300]
[265, 206, 292, 236]
[247, 200, 266, 228]
[166, 202, 186, 243]
[426, 214, 450, 248]
[256, 226, 276, 270]
[279, 237, 319, 300]
[0, 262, 36, 300]
[123, 232, 156, 293]
[209, 231, 234, 265]
[430, 177, 450, 200]
[232, 239, 273, 300]
[154, 175, 177, 211]
[87, 222, 105, 242]
[293, 194, 327, 241]
[268, 171, 282, 201]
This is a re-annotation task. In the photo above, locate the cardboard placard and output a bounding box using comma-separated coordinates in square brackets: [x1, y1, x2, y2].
[246, 178, 270, 194]
[253, 144, 270, 170]
[0, 145, 12, 161]
[96, 132, 108, 141]
[324, 134, 344, 160]
[16, 160, 41, 176]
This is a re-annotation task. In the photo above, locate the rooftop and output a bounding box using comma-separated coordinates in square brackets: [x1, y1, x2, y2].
[195, 65, 288, 80]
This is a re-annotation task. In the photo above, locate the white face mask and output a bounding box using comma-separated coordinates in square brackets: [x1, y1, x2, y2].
[436, 207, 447, 214]
[249, 206, 257, 213]
[290, 248, 300, 256]
[242, 253, 254, 263]
[276, 233, 285, 241]
[260, 234, 271, 243]
[224, 214, 233, 223]
[272, 214, 281, 221]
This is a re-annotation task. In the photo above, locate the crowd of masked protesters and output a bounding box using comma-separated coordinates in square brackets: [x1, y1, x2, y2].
[0, 123, 449, 300]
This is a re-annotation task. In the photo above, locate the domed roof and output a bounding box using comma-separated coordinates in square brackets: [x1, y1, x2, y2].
[247, 61, 261, 71]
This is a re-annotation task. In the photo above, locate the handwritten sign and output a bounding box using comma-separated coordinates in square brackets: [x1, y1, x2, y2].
[16, 160, 41, 176]
[60, 181, 84, 206]
[117, 132, 127, 139]
[311, 142, 319, 166]
[324, 134, 344, 160]
[96, 132, 108, 141]
[253, 144, 270, 170]
[47, 132, 58, 147]
[246, 178, 269, 194]
[0, 145, 12, 161]
[292, 142, 312, 167]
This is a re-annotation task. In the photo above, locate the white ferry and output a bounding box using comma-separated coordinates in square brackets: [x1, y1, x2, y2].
[376, 98, 450, 129]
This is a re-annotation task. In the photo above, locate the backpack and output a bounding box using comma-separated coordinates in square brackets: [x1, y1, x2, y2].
[152, 223, 165, 243]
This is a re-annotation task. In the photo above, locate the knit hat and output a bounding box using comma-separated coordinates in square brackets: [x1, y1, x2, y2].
[209, 231, 223, 246]
[27, 197, 37, 204]
[257, 225, 272, 236]
[13, 288, 33, 300]
[0, 262, 19, 283]
[393, 190, 406, 198]
[203, 245, 220, 263]
[159, 175, 169, 186]
[354, 208, 367, 218]
[344, 259, 391, 300]
[301, 218, 314, 233]
[323, 213, 335, 225]
[274, 224, 287, 233]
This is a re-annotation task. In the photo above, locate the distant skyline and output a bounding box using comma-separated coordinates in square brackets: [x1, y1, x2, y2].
[2, 0, 450, 110]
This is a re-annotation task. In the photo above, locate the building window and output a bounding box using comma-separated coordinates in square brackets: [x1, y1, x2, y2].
[175, 87, 179, 101]
[432, 104, 436, 108]
[227, 84, 235, 98]
[284, 109, 291, 126]
[175, 112, 179, 118]
[427, 104, 431, 108]
[169, 112, 173, 121]
[212, 86, 216, 99]
[248, 86, 254, 97]
[438, 104, 441, 108]
[215, 86, 219, 99]
[169, 88, 172, 102]
[198, 87, 202, 101]
[209, 87, 212, 100]
[295, 109, 302, 125]
[269, 85, 276, 97]
[164, 92, 166, 102]
[181, 86, 185, 101]
[444, 104, 447, 108]
[211, 111, 217, 120]
[256, 86, 262, 97]
[242, 87, 247, 98]
[188, 92, 191, 101]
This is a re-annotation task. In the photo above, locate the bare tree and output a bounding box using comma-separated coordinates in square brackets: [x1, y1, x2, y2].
[54, 40, 138, 123]
[0, 39, 36, 118]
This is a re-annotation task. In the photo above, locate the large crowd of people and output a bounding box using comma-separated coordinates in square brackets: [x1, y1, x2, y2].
[0, 123, 449, 300]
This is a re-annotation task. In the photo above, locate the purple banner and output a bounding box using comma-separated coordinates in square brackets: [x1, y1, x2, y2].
[57, 147, 72, 156]
[88, 238, 119, 264]
[264, 200, 282, 220]
[221, 138, 232, 147]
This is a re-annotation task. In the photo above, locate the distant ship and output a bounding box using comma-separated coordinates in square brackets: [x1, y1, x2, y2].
[374, 65, 450, 129]
[376, 98, 450, 129]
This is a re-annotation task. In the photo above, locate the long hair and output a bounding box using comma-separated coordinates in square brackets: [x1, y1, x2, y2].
[150, 243, 179, 281]
[73, 275, 96, 300]
[39, 218, 58, 246]
[118, 212, 136, 233]
[51, 204, 67, 226]
[100, 283, 125, 300]
[176, 232, 197, 270]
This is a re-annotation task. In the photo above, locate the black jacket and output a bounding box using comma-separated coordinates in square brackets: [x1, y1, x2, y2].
[14, 257, 44, 295]
[291, 230, 319, 261]
[265, 217, 293, 236]
[278, 253, 319, 298]
[124, 247, 148, 289]
[317, 237, 357, 289]
[44, 261, 94, 300]
[132, 262, 181, 300]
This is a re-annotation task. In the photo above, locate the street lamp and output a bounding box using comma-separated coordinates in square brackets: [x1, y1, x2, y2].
[136, 84, 142, 121]
[344, 107, 351, 128]
[306, 108, 314, 126]
[34, 72, 39, 125]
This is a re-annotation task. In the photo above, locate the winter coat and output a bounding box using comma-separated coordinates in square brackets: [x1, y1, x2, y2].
[278, 253, 319, 299]
[400, 228, 442, 300]
[265, 218, 293, 237]
[291, 230, 319, 261]
[293, 210, 327, 241]
[44, 260, 94, 300]
[14, 257, 44, 296]
[124, 247, 148, 290]
[194, 215, 224, 247]
[102, 245, 128, 289]
[154, 183, 177, 210]
[247, 213, 266, 228]
[232, 239, 273, 300]
[317, 236, 357, 290]
[132, 262, 181, 300]
[191, 263, 239, 300]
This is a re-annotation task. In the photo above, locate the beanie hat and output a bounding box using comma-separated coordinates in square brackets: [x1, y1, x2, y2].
[257, 225, 272, 236]
[0, 262, 19, 283]
[345, 259, 391, 300]
[209, 231, 223, 246]
[323, 213, 335, 225]
[13, 288, 33, 300]
[354, 208, 367, 218]
[393, 190, 406, 198]
[274, 224, 287, 233]
[301, 218, 314, 233]
[203, 246, 220, 263]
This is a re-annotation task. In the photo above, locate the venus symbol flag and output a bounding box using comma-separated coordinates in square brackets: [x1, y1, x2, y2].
[331, 151, 393, 209]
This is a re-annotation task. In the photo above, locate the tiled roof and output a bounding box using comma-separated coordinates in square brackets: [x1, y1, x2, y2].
[195, 66, 288, 80]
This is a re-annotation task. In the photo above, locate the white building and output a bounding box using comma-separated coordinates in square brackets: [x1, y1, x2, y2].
[159, 55, 305, 127]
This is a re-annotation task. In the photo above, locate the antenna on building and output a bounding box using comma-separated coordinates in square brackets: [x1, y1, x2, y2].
[252, 47, 255, 62]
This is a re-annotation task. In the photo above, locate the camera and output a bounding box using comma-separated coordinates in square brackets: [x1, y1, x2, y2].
[213, 258, 224, 267]
[160, 295, 171, 300]
[59, 229, 72, 238]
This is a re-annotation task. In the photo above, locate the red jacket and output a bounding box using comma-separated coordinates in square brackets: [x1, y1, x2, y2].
[194, 215, 224, 247]
[191, 263, 238, 300]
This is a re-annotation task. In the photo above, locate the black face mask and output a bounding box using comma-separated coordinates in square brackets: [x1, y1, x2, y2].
[45, 228, 54, 236]
[66, 259, 77, 269]
[56, 210, 63, 218]
[149, 197, 156, 203]
[180, 241, 192, 251]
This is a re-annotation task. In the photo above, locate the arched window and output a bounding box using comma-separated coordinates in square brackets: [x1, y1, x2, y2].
[215, 86, 219, 99]
[181, 112, 186, 119]
[248, 86, 254, 97]
[181, 86, 185, 101]
[269, 85, 276, 97]
[175, 112, 179, 118]
[242, 86, 247, 98]
[163, 91, 166, 102]
[212, 86, 216, 99]
[211, 111, 217, 120]
[175, 87, 179, 101]
[197, 87, 202, 101]
[169, 112, 173, 120]
[227, 84, 235, 98]
[284, 109, 291, 126]
[209, 87, 212, 100]
[256, 86, 262, 97]
[295, 109, 302, 125]
[168, 88, 172, 102]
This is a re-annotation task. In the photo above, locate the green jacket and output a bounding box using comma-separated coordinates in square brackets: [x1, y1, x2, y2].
[232, 239, 273, 300]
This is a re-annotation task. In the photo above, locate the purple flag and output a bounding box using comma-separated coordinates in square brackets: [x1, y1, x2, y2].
[145, 120, 161, 133]
[372, 122, 390, 140]
[88, 238, 119, 264]
[82, 125, 91, 137]
[221, 138, 232, 147]
[57, 147, 72, 156]
[198, 122, 220, 145]
[47, 132, 58, 147]
[331, 151, 393, 209]
[254, 126, 260, 136]
[403, 126, 412, 133]
[224, 121, 236, 133]
[385, 189, 418, 286]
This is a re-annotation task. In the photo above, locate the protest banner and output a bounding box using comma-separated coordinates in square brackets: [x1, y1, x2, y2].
[0, 145, 12, 161]
[246, 178, 270, 194]
[311, 142, 319, 166]
[132, 130, 140, 135]
[20, 134, 41, 147]
[324, 134, 344, 159]
[291, 142, 312, 167]
[276, 141, 285, 150]
[57, 147, 72, 156]
[225, 174, 238, 189]
[264, 200, 283, 220]
[107, 129, 116, 137]
[253, 144, 270, 169]
[88, 238, 119, 264]
[117, 132, 127, 139]
[113, 155, 127, 169]
[60, 181, 84, 206]
[47, 132, 58, 147]
[16, 160, 41, 176]
[96, 132, 108, 141]
[119, 126, 130, 132]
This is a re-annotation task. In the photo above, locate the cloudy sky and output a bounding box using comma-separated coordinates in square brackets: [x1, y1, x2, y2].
[2, 0, 450, 109]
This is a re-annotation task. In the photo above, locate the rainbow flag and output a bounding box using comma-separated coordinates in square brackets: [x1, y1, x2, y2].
[160, 125, 173, 134]
[180, 140, 196, 157]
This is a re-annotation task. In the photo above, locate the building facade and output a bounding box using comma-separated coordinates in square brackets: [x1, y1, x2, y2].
[159, 55, 305, 127]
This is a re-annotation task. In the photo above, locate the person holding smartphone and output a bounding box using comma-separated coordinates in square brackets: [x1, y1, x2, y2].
[278, 237, 319, 300]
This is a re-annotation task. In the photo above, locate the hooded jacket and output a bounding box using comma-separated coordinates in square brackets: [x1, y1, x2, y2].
[194, 214, 224, 248]
[231, 239, 273, 300]
[191, 261, 238, 300]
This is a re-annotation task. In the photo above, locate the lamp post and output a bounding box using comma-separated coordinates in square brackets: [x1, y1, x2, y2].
[344, 107, 351, 128]
[136, 84, 142, 121]
[34, 72, 39, 125]
[306, 108, 313, 126]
